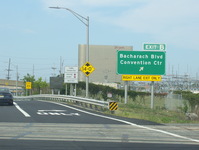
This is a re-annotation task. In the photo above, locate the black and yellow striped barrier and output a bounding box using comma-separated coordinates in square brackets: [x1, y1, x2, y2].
[109, 102, 118, 111]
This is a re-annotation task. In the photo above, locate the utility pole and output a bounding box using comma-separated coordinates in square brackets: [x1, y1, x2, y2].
[33, 65, 35, 76]
[49, 6, 90, 98]
[6, 58, 12, 80]
[16, 65, 19, 96]
[51, 67, 57, 77]
[59, 56, 64, 77]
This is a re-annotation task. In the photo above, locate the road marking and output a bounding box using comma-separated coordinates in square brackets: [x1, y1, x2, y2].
[37, 110, 80, 116]
[14, 102, 31, 117]
[38, 110, 67, 112]
[39, 100, 199, 144]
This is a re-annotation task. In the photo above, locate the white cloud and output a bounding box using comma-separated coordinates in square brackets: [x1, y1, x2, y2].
[23, 29, 37, 34]
[105, 0, 199, 50]
[42, 0, 145, 8]
[81, 0, 144, 7]
[41, 0, 68, 7]
[109, 1, 198, 30]
[43, 0, 199, 51]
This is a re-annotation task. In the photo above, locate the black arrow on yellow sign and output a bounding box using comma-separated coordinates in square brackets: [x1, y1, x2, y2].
[86, 63, 90, 66]
[86, 72, 90, 75]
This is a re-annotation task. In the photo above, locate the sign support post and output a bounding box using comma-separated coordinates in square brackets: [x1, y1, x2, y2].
[74, 84, 77, 96]
[80, 62, 95, 98]
[26, 82, 32, 96]
[124, 81, 128, 104]
[70, 84, 73, 96]
[151, 81, 154, 109]
[65, 84, 68, 95]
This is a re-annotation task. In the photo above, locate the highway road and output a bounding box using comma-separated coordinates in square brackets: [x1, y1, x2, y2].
[0, 100, 199, 150]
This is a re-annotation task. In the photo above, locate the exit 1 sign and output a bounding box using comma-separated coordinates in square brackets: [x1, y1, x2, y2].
[143, 43, 166, 51]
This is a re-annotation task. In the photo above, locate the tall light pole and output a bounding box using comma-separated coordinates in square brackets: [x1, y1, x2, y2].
[49, 7, 90, 98]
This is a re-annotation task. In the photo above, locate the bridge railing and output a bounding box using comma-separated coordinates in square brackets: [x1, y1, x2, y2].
[14, 94, 109, 111]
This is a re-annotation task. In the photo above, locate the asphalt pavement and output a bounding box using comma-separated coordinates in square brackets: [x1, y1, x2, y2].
[0, 100, 199, 150]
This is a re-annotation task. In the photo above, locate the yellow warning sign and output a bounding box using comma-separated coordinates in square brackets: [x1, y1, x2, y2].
[109, 102, 118, 111]
[80, 62, 95, 76]
[26, 82, 32, 89]
[122, 75, 162, 81]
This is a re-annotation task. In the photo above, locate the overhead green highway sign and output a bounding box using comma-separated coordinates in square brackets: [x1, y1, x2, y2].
[117, 51, 166, 75]
[143, 43, 166, 51]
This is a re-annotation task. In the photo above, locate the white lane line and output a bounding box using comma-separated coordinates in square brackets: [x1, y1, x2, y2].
[14, 102, 31, 117]
[39, 100, 199, 144]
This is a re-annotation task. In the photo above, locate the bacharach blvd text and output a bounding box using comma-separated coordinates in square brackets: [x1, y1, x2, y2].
[119, 53, 164, 65]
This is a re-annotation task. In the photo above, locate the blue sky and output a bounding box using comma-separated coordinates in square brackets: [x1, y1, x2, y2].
[0, 0, 199, 81]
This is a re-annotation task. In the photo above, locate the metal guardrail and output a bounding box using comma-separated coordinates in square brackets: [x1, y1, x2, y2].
[14, 94, 109, 110]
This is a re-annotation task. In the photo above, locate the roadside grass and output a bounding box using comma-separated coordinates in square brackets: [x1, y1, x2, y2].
[105, 96, 199, 124]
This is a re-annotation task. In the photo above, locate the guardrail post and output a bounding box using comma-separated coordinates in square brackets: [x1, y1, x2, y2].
[90, 104, 93, 109]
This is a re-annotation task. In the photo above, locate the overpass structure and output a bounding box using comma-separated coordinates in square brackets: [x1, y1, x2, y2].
[0, 79, 24, 95]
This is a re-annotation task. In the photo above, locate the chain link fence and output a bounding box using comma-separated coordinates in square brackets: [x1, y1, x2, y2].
[165, 93, 186, 111]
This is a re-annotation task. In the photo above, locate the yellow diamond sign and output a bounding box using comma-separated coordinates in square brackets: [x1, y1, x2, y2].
[80, 62, 95, 76]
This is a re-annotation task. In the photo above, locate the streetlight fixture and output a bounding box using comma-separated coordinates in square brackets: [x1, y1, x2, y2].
[49, 6, 90, 98]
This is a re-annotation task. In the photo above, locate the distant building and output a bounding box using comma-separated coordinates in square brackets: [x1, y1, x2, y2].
[0, 79, 24, 87]
[78, 45, 133, 85]
[0, 79, 24, 95]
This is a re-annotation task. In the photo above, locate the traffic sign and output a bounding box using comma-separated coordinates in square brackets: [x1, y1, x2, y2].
[122, 75, 162, 81]
[64, 66, 78, 83]
[80, 62, 95, 76]
[26, 82, 32, 89]
[143, 43, 166, 51]
[117, 51, 166, 75]
[109, 102, 118, 111]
